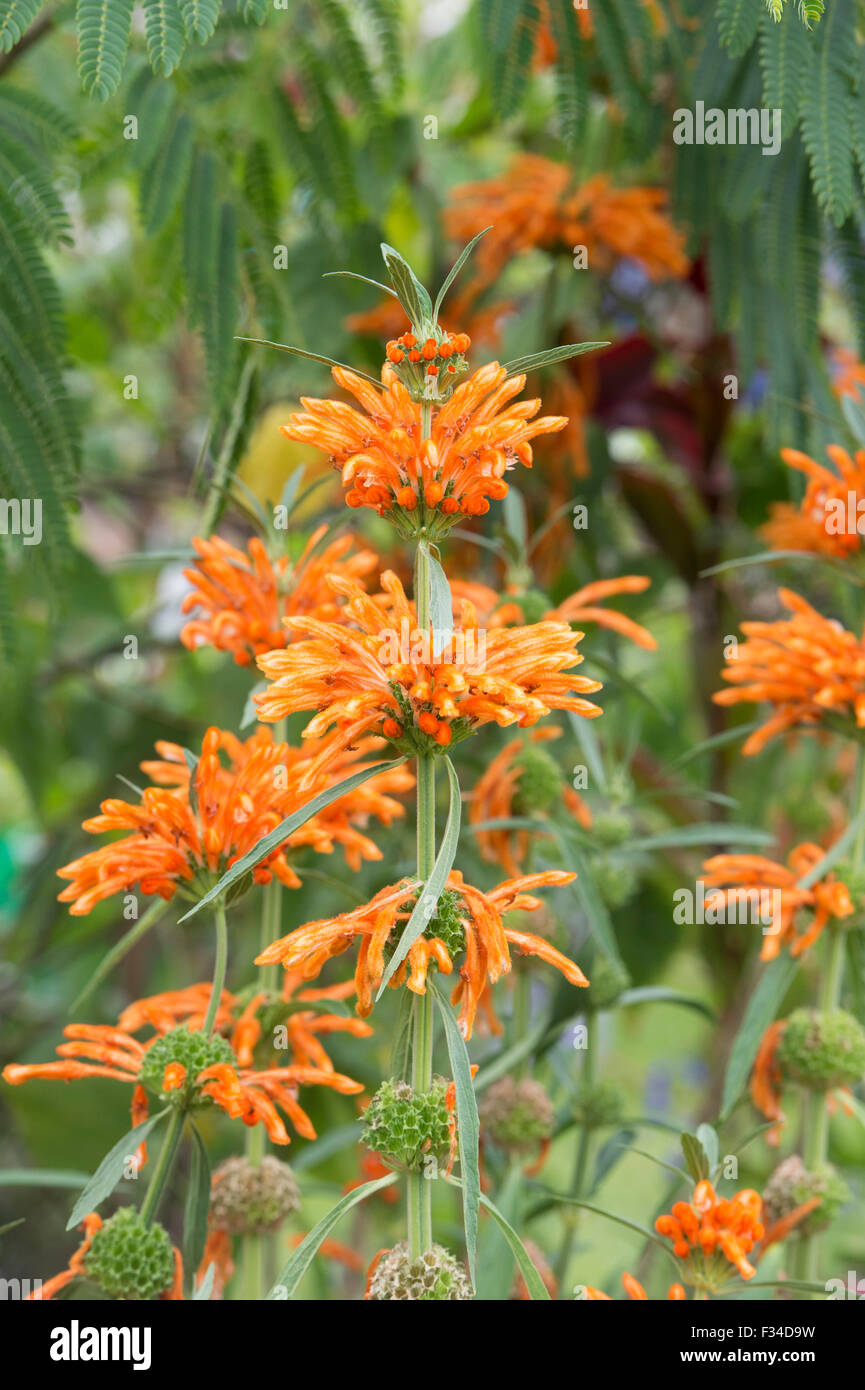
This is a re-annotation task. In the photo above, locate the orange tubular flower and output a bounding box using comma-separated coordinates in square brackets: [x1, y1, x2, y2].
[713, 588, 865, 754]
[832, 346, 865, 401]
[255, 868, 587, 1039]
[255, 570, 602, 781]
[655, 1182, 765, 1287]
[583, 1274, 685, 1301]
[279, 360, 567, 527]
[701, 842, 854, 961]
[548, 576, 658, 652]
[449, 574, 656, 651]
[761, 445, 865, 559]
[57, 725, 411, 915]
[750, 1020, 787, 1144]
[444, 155, 688, 293]
[3, 985, 365, 1147]
[180, 527, 378, 666]
[470, 727, 591, 878]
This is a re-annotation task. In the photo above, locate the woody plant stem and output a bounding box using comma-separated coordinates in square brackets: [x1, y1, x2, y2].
[407, 402, 436, 1260]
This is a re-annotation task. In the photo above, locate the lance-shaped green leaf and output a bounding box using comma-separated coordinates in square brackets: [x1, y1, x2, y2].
[235, 337, 383, 389]
[445, 1174, 549, 1300]
[720, 953, 798, 1120]
[377, 756, 461, 995]
[681, 1129, 711, 1182]
[502, 342, 609, 377]
[193, 1262, 215, 1300]
[70, 898, 169, 1013]
[380, 242, 433, 330]
[179, 757, 409, 922]
[266, 1173, 398, 1298]
[323, 270, 398, 298]
[431, 980, 480, 1286]
[618, 986, 716, 1021]
[425, 541, 454, 660]
[68, 1113, 168, 1229]
[0, 1169, 90, 1189]
[432, 227, 492, 321]
[183, 1122, 211, 1279]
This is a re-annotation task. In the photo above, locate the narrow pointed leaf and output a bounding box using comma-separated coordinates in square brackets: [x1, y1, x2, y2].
[431, 980, 479, 1286]
[266, 1173, 398, 1298]
[432, 227, 492, 321]
[68, 1113, 168, 1229]
[502, 342, 609, 376]
[234, 338, 383, 389]
[179, 758, 408, 921]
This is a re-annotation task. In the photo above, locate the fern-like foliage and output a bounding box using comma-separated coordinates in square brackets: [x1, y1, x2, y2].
[0, 91, 80, 662]
[77, 0, 135, 101]
[0, 0, 44, 53]
[764, 0, 824, 25]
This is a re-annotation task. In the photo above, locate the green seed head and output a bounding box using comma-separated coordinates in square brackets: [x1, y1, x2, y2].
[572, 1079, 625, 1130]
[138, 1025, 236, 1103]
[479, 1076, 554, 1151]
[84, 1208, 174, 1301]
[777, 1008, 865, 1090]
[583, 954, 632, 1011]
[592, 811, 632, 848]
[362, 1077, 452, 1172]
[593, 858, 638, 909]
[762, 1155, 850, 1237]
[367, 1242, 473, 1300]
[389, 888, 466, 962]
[210, 1155, 301, 1235]
[513, 589, 552, 625]
[512, 746, 563, 816]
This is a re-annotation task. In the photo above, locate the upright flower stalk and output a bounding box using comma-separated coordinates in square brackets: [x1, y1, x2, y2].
[408, 535, 436, 1259]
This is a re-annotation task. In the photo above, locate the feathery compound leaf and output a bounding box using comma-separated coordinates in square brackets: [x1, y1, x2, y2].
[481, 0, 541, 120]
[758, 1, 814, 138]
[202, 199, 238, 403]
[0, 0, 44, 53]
[799, 0, 856, 225]
[140, 111, 194, 236]
[76, 0, 134, 100]
[184, 147, 218, 328]
[0, 87, 78, 145]
[240, 0, 267, 20]
[179, 0, 220, 43]
[318, 0, 383, 133]
[357, 0, 402, 94]
[717, 0, 761, 56]
[143, 0, 187, 77]
[546, 0, 587, 149]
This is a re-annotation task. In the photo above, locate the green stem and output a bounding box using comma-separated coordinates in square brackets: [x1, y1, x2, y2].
[554, 1018, 594, 1291]
[139, 1107, 184, 1226]
[202, 901, 228, 1035]
[406, 475, 437, 1259]
[243, 1231, 265, 1302]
